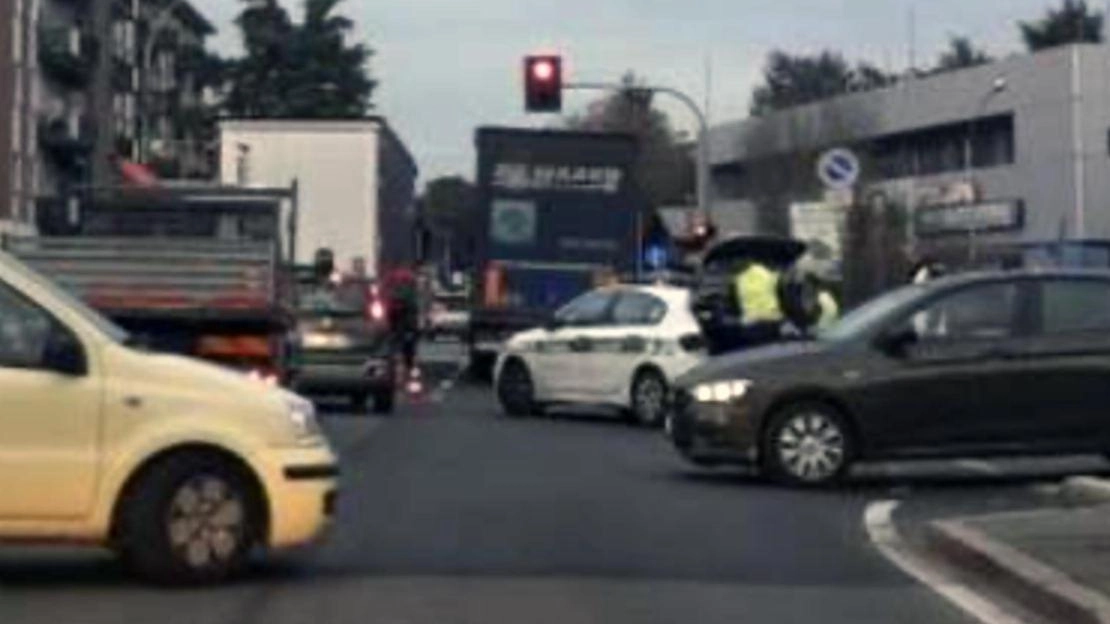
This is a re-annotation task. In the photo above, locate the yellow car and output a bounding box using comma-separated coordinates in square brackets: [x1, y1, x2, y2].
[0, 251, 338, 584]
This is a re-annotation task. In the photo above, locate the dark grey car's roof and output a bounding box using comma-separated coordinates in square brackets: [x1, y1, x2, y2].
[927, 268, 1110, 291]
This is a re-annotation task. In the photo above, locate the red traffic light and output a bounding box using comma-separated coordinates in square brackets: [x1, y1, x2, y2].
[531, 59, 556, 81]
[524, 55, 563, 113]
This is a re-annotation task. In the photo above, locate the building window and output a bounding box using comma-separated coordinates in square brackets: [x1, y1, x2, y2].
[865, 114, 1014, 181]
[12, 5, 22, 63]
[125, 20, 136, 59]
[971, 115, 1015, 168]
[11, 154, 22, 197]
[11, 109, 21, 150]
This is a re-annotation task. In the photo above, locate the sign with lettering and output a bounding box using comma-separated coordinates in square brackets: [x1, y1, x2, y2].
[491, 163, 624, 194]
[915, 200, 1024, 237]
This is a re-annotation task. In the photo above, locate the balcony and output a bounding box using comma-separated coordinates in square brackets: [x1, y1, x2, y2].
[112, 58, 137, 91]
[55, 0, 94, 11]
[38, 115, 97, 172]
[38, 27, 99, 88]
[35, 196, 84, 236]
[114, 134, 136, 159]
[111, 0, 135, 18]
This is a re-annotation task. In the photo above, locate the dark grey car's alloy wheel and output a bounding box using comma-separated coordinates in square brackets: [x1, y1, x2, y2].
[764, 404, 852, 485]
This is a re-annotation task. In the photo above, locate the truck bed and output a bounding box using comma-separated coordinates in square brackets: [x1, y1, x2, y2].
[4, 236, 282, 321]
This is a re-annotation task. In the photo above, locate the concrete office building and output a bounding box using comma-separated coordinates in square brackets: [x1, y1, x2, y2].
[707, 43, 1110, 266]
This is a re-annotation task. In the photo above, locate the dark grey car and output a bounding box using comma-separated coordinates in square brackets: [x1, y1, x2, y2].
[292, 279, 396, 413]
[669, 269, 1110, 485]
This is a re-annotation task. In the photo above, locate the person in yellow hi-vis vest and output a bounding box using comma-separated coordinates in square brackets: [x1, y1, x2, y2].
[734, 261, 785, 347]
[817, 287, 840, 329]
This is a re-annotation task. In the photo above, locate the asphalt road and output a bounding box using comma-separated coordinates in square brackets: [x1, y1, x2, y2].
[0, 341, 1102, 624]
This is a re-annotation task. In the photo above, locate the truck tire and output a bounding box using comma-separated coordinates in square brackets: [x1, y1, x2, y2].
[469, 350, 495, 383]
[350, 392, 369, 413]
[116, 452, 262, 585]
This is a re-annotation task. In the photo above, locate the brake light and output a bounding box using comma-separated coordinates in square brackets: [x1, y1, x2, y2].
[369, 299, 386, 322]
[679, 333, 707, 352]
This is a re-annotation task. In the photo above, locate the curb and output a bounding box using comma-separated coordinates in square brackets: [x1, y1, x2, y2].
[1061, 476, 1110, 507]
[924, 518, 1110, 624]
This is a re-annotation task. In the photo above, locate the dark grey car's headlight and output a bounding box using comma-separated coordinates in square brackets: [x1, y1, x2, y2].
[692, 380, 753, 404]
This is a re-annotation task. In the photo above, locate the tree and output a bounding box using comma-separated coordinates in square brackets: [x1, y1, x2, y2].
[565, 72, 694, 207]
[750, 51, 897, 116]
[284, 0, 376, 117]
[1019, 0, 1103, 52]
[223, 0, 376, 119]
[422, 176, 477, 239]
[851, 62, 898, 91]
[223, 0, 295, 118]
[936, 36, 992, 71]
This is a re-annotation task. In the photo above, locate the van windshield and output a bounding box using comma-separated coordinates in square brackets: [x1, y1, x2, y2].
[0, 252, 130, 345]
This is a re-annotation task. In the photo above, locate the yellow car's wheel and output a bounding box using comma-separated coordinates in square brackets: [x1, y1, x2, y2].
[117, 451, 263, 585]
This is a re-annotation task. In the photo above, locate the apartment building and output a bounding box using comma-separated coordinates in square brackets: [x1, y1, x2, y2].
[1, 0, 215, 232]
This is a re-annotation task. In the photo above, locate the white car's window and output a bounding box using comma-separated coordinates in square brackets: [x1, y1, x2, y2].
[555, 290, 615, 326]
[612, 292, 667, 326]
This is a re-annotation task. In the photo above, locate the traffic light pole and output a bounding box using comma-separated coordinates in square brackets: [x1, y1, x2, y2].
[564, 82, 713, 224]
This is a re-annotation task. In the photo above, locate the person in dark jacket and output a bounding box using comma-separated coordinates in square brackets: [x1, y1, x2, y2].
[385, 267, 420, 375]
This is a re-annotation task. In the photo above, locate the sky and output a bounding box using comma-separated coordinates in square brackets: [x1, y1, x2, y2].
[191, 0, 1082, 184]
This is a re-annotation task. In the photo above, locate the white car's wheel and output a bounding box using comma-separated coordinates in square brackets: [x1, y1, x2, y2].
[630, 369, 668, 427]
[497, 359, 538, 417]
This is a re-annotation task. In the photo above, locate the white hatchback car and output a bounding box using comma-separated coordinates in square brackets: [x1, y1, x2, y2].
[494, 285, 707, 426]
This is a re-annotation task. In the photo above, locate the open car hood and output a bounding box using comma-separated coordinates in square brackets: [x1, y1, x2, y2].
[702, 236, 807, 270]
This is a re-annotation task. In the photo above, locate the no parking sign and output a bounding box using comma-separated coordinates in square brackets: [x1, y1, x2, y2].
[817, 148, 861, 191]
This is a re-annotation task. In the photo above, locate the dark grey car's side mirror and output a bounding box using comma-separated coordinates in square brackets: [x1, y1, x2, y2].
[876, 327, 918, 357]
[43, 328, 87, 377]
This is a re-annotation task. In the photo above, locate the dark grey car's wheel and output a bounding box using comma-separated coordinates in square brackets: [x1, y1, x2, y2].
[372, 389, 395, 414]
[762, 403, 854, 486]
[630, 369, 668, 427]
[497, 359, 536, 417]
[350, 392, 369, 413]
[117, 452, 261, 585]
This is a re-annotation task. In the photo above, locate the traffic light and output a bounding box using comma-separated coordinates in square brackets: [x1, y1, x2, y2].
[524, 55, 562, 112]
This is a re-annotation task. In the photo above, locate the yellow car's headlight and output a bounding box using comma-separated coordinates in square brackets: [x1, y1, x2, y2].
[693, 380, 752, 404]
[284, 394, 322, 440]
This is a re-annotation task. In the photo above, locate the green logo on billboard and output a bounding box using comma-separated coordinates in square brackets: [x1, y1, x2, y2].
[491, 200, 536, 245]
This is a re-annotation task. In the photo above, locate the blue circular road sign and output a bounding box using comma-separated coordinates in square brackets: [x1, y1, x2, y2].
[817, 148, 861, 190]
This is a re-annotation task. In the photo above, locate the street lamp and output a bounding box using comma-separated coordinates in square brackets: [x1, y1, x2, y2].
[963, 76, 1008, 263]
[138, 0, 187, 164]
[564, 81, 713, 231]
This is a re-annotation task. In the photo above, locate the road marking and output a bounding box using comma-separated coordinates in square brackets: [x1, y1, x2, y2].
[956, 459, 1003, 475]
[864, 500, 1030, 624]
